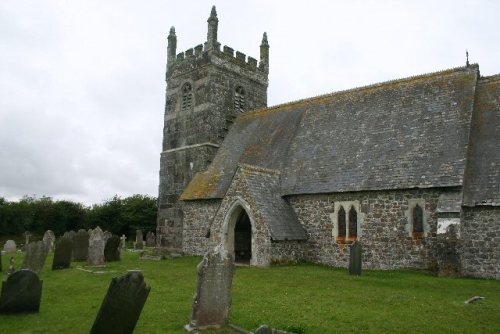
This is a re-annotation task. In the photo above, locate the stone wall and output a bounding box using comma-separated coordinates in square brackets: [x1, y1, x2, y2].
[459, 206, 500, 279]
[182, 199, 220, 255]
[287, 188, 458, 270]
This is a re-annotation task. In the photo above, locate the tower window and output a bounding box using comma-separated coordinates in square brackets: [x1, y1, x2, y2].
[338, 206, 346, 242]
[234, 86, 245, 112]
[412, 204, 424, 239]
[348, 206, 358, 240]
[181, 83, 193, 111]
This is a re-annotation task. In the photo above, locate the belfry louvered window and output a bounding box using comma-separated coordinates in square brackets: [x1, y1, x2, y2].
[234, 86, 245, 112]
[181, 83, 193, 111]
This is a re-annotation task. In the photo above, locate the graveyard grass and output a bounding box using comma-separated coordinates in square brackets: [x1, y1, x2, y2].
[1, 252, 500, 333]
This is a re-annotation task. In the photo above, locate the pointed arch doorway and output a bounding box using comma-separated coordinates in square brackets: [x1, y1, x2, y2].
[223, 202, 253, 265]
[234, 210, 251, 263]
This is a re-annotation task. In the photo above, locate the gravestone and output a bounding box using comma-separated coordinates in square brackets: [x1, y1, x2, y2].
[3, 240, 17, 253]
[104, 236, 121, 262]
[349, 241, 362, 276]
[73, 229, 90, 261]
[90, 271, 150, 334]
[120, 234, 127, 249]
[146, 232, 156, 247]
[21, 241, 49, 274]
[0, 269, 43, 313]
[88, 227, 105, 266]
[23, 231, 32, 246]
[8, 257, 15, 275]
[103, 231, 112, 243]
[43, 230, 56, 251]
[134, 230, 144, 250]
[52, 237, 73, 270]
[63, 230, 76, 241]
[186, 245, 235, 331]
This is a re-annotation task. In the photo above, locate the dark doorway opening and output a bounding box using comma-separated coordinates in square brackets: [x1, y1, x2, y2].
[234, 210, 251, 263]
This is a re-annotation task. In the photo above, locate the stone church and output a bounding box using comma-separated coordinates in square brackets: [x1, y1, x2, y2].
[157, 7, 499, 279]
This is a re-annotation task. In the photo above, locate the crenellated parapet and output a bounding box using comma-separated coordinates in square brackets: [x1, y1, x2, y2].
[166, 6, 268, 80]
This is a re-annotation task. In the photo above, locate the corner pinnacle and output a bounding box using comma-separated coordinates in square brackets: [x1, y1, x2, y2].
[261, 32, 269, 46]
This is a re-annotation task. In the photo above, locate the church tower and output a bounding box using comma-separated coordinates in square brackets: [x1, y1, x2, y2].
[157, 6, 269, 249]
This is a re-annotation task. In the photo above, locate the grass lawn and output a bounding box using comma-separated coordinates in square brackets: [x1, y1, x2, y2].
[0, 251, 499, 333]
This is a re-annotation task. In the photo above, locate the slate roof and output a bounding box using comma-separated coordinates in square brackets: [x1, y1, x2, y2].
[182, 65, 497, 204]
[237, 164, 307, 240]
[463, 74, 500, 206]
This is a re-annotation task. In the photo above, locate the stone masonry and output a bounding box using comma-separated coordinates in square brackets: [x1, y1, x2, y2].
[157, 6, 268, 249]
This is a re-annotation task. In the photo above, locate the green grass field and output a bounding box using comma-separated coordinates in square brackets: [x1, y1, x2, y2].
[0, 251, 499, 333]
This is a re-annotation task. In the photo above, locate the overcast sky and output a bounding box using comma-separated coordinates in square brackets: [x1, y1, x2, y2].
[1, 0, 499, 205]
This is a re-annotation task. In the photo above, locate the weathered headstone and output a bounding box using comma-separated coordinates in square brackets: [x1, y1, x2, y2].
[52, 237, 73, 270]
[90, 271, 150, 334]
[23, 231, 32, 245]
[103, 231, 112, 243]
[146, 232, 156, 247]
[43, 230, 56, 251]
[88, 227, 105, 266]
[73, 229, 90, 261]
[134, 230, 144, 250]
[3, 240, 17, 253]
[8, 257, 15, 275]
[349, 241, 362, 276]
[120, 234, 127, 249]
[186, 245, 235, 331]
[21, 240, 49, 274]
[62, 230, 76, 241]
[0, 269, 43, 313]
[104, 236, 121, 262]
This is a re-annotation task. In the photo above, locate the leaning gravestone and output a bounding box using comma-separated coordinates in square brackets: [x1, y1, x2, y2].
[88, 227, 105, 266]
[349, 241, 362, 276]
[103, 231, 112, 243]
[3, 240, 17, 253]
[21, 241, 49, 274]
[146, 232, 156, 247]
[52, 237, 73, 270]
[73, 229, 90, 261]
[43, 230, 56, 251]
[90, 271, 150, 334]
[104, 236, 121, 262]
[135, 230, 144, 250]
[185, 245, 235, 331]
[0, 269, 43, 313]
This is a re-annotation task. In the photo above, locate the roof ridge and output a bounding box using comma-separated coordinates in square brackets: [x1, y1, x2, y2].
[242, 64, 480, 118]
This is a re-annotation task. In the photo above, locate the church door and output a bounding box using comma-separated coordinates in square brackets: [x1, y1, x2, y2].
[234, 210, 252, 263]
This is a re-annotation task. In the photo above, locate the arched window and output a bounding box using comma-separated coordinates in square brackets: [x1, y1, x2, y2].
[348, 206, 357, 240]
[181, 83, 192, 111]
[234, 86, 245, 112]
[412, 204, 423, 239]
[338, 206, 346, 241]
